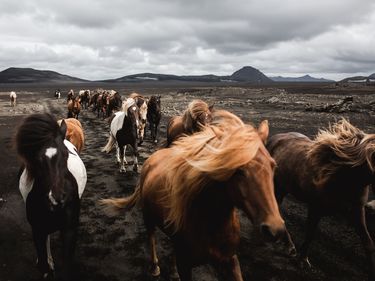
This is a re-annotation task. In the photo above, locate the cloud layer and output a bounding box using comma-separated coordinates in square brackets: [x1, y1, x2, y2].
[1, 0, 374, 80]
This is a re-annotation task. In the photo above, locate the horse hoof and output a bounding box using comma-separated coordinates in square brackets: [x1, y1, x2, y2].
[119, 168, 126, 173]
[154, 139, 158, 144]
[150, 265, 161, 277]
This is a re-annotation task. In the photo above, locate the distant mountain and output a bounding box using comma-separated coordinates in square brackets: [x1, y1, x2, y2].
[104, 66, 272, 84]
[230, 66, 273, 83]
[103, 72, 226, 83]
[270, 74, 334, 83]
[0, 67, 87, 83]
[339, 74, 375, 83]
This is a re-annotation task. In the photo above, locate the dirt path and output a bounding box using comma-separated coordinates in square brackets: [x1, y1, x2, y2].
[0, 86, 375, 280]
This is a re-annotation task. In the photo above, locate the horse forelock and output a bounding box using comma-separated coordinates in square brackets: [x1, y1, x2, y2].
[307, 118, 374, 187]
[15, 113, 67, 178]
[163, 110, 264, 232]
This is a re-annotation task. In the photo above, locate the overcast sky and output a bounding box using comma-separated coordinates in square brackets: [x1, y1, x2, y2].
[1, 0, 375, 81]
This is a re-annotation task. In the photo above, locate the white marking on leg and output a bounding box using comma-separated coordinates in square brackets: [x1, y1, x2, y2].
[46, 235, 54, 270]
[123, 145, 128, 164]
[45, 147, 57, 158]
[48, 191, 58, 206]
[116, 144, 120, 163]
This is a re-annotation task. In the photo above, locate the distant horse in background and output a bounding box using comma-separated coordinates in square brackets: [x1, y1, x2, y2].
[79, 90, 90, 109]
[16, 113, 87, 280]
[96, 92, 108, 119]
[54, 89, 61, 99]
[67, 89, 74, 102]
[267, 119, 375, 279]
[67, 97, 81, 119]
[129, 93, 148, 145]
[57, 118, 85, 153]
[146, 95, 161, 143]
[10, 91, 17, 107]
[100, 110, 295, 281]
[166, 99, 213, 147]
[106, 91, 122, 117]
[102, 98, 140, 173]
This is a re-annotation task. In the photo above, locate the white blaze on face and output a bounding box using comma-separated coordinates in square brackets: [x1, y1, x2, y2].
[45, 147, 57, 158]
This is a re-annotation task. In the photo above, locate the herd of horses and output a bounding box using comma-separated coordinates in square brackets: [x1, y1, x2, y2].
[13, 89, 375, 281]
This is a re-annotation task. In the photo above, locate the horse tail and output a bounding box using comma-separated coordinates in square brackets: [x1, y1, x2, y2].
[102, 134, 115, 153]
[99, 187, 141, 216]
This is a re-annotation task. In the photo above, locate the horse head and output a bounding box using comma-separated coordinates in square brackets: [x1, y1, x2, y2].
[123, 98, 141, 139]
[227, 120, 296, 255]
[16, 114, 70, 209]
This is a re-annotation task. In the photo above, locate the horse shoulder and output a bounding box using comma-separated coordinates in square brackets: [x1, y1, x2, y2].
[65, 140, 87, 198]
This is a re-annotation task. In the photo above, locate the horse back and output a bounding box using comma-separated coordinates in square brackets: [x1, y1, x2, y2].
[267, 133, 315, 200]
[166, 116, 185, 146]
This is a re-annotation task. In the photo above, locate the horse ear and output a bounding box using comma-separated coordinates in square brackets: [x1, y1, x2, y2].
[258, 120, 269, 143]
[60, 119, 67, 138]
[209, 103, 214, 111]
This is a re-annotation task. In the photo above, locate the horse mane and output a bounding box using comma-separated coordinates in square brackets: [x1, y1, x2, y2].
[181, 99, 210, 133]
[163, 110, 264, 232]
[15, 113, 62, 179]
[307, 118, 375, 187]
[122, 98, 136, 116]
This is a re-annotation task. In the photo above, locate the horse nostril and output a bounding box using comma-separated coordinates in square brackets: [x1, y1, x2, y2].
[260, 223, 277, 241]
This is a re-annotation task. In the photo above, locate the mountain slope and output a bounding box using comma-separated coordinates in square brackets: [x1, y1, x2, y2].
[0, 67, 87, 83]
[270, 74, 334, 82]
[230, 66, 273, 83]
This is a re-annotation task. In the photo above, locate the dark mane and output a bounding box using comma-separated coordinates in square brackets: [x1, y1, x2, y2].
[15, 113, 63, 177]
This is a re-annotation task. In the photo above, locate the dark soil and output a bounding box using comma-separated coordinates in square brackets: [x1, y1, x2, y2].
[1, 82, 375, 281]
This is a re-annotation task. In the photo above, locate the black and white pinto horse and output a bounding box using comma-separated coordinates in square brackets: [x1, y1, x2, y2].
[54, 89, 61, 99]
[78, 89, 90, 109]
[102, 98, 140, 173]
[16, 113, 87, 280]
[129, 93, 148, 145]
[146, 95, 161, 143]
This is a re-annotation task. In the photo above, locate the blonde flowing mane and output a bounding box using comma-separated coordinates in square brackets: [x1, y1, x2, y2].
[163, 110, 264, 231]
[307, 118, 375, 187]
[182, 99, 211, 132]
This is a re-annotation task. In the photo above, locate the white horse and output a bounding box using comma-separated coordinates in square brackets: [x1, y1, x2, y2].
[10, 91, 17, 107]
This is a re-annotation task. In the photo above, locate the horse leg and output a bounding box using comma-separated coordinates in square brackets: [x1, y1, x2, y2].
[132, 145, 139, 172]
[214, 254, 244, 281]
[299, 206, 321, 268]
[175, 251, 192, 281]
[61, 225, 78, 281]
[32, 228, 52, 278]
[148, 231, 161, 277]
[351, 205, 375, 280]
[119, 145, 126, 173]
[46, 235, 54, 270]
[154, 123, 159, 143]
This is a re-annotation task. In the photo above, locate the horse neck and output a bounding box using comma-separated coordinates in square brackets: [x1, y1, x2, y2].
[184, 183, 235, 234]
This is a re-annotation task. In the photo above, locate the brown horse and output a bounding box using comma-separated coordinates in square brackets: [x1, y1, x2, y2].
[166, 99, 213, 147]
[57, 118, 85, 153]
[100, 110, 295, 281]
[67, 97, 81, 119]
[267, 119, 375, 280]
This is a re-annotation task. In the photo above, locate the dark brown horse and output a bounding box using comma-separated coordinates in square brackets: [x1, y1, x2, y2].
[146, 95, 161, 143]
[267, 119, 375, 280]
[100, 110, 295, 281]
[16, 113, 87, 280]
[166, 99, 213, 147]
[106, 91, 122, 117]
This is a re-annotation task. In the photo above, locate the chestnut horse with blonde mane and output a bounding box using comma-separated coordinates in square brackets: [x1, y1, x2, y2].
[100, 110, 295, 281]
[58, 118, 85, 153]
[166, 99, 213, 147]
[267, 119, 375, 280]
[67, 97, 81, 119]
